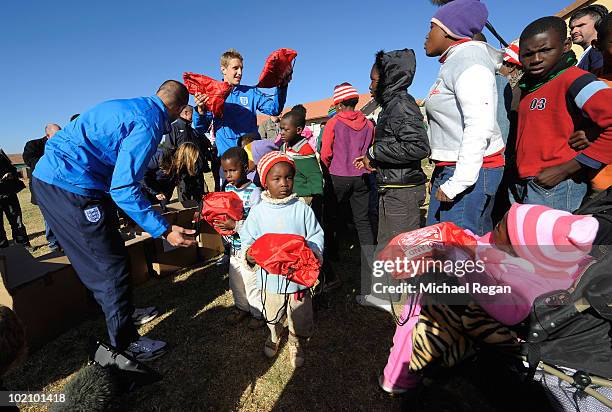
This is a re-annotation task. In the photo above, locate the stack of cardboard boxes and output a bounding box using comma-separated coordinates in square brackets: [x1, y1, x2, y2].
[0, 201, 223, 348]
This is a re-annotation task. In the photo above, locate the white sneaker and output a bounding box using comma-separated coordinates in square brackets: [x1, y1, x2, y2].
[126, 337, 167, 361]
[356, 295, 393, 313]
[132, 307, 159, 326]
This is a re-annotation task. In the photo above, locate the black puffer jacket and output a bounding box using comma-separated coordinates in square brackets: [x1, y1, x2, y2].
[367, 49, 430, 187]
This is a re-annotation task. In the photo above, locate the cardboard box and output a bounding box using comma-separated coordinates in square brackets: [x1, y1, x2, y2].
[0, 247, 97, 349]
[146, 202, 199, 276]
[127, 201, 223, 276]
[151, 202, 224, 275]
[196, 220, 225, 261]
[125, 234, 155, 286]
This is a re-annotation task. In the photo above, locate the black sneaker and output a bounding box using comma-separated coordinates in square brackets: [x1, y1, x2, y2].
[0, 238, 8, 248]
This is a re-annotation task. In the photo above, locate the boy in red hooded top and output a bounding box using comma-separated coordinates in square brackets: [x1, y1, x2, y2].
[320, 83, 376, 250]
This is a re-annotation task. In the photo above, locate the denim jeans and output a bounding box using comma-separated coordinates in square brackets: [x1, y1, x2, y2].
[427, 166, 503, 236]
[512, 178, 587, 213]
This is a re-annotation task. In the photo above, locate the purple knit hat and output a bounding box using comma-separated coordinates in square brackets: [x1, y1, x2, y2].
[431, 0, 489, 40]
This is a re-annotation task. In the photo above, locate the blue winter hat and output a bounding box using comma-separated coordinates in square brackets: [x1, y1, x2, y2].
[431, 0, 489, 40]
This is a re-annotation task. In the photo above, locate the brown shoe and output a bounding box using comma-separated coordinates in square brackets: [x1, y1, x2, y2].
[263, 335, 281, 358]
[225, 308, 249, 325]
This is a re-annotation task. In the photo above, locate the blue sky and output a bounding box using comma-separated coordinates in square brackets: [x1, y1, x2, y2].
[1, 0, 571, 154]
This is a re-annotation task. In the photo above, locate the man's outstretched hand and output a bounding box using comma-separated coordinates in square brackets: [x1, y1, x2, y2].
[194, 92, 210, 115]
[164, 225, 197, 247]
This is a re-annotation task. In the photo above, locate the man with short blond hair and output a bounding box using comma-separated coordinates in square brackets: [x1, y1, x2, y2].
[193, 48, 293, 185]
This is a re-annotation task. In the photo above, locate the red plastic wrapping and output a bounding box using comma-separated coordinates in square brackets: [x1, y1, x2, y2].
[377, 222, 477, 279]
[183, 72, 232, 118]
[249, 233, 320, 287]
[257, 48, 297, 88]
[199, 192, 244, 236]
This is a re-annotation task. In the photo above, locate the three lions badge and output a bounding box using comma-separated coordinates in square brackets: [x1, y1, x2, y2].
[84, 206, 101, 223]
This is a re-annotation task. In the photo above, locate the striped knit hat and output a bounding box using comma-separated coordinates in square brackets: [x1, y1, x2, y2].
[333, 83, 359, 105]
[503, 42, 521, 66]
[506, 203, 598, 273]
[257, 151, 295, 188]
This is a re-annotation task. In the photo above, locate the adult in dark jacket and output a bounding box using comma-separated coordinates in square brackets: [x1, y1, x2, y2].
[22, 123, 61, 249]
[570, 4, 608, 74]
[0, 149, 29, 248]
[22, 124, 61, 203]
[354, 49, 430, 310]
[166, 105, 211, 203]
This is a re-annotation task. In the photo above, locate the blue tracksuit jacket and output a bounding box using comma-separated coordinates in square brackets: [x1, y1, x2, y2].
[33, 95, 171, 238]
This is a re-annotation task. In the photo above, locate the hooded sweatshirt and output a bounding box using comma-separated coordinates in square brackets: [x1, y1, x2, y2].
[366, 49, 431, 187]
[425, 41, 505, 200]
[321, 111, 374, 176]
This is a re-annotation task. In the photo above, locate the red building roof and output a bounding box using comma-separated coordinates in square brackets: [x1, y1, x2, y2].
[8, 154, 24, 165]
[257, 93, 373, 125]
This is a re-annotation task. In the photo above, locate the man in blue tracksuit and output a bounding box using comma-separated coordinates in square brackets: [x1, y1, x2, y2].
[32, 80, 196, 360]
[192, 49, 291, 159]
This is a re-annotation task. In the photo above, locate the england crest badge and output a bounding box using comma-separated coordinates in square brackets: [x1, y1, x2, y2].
[240, 96, 249, 106]
[84, 206, 101, 223]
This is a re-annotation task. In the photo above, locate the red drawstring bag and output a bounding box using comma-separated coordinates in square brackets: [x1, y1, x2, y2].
[199, 192, 244, 236]
[257, 48, 297, 88]
[377, 222, 478, 279]
[183, 72, 232, 118]
[249, 233, 320, 287]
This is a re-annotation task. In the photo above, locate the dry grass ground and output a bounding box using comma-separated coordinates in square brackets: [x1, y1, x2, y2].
[3, 183, 407, 411]
[3, 163, 557, 411]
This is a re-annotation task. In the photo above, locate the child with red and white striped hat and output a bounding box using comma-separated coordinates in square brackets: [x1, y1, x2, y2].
[240, 151, 324, 368]
[321, 82, 376, 255]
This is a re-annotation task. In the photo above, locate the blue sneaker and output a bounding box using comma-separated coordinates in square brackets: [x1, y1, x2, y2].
[126, 337, 167, 361]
